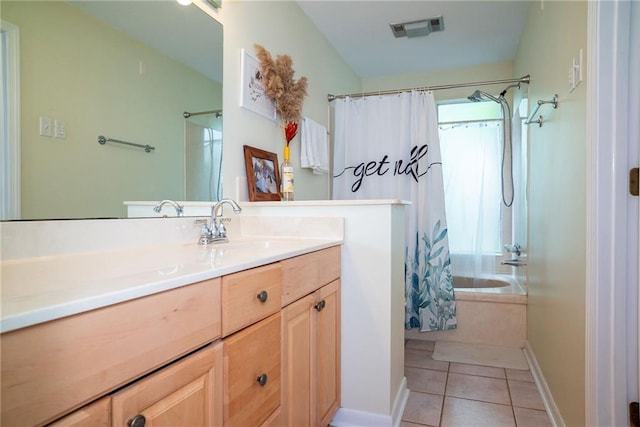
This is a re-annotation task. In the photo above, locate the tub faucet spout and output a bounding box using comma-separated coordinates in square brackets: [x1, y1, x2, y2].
[153, 200, 184, 217]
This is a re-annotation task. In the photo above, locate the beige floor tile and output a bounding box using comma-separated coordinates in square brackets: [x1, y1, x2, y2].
[440, 397, 515, 427]
[509, 380, 545, 410]
[405, 349, 450, 371]
[446, 373, 511, 405]
[402, 391, 443, 426]
[406, 367, 448, 395]
[406, 339, 435, 351]
[513, 407, 552, 427]
[506, 368, 534, 382]
[449, 362, 506, 379]
[401, 421, 431, 427]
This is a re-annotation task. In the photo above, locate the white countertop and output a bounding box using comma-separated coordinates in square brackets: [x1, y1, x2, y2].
[1, 236, 341, 334]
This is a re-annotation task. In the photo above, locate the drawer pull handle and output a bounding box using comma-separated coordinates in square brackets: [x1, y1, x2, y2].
[127, 415, 146, 427]
[257, 290, 268, 303]
[257, 373, 268, 386]
[315, 300, 326, 312]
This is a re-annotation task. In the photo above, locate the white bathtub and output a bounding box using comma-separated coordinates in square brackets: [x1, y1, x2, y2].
[405, 274, 527, 347]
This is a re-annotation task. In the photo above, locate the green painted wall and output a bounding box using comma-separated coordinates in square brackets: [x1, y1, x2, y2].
[514, 1, 588, 425]
[2, 1, 221, 219]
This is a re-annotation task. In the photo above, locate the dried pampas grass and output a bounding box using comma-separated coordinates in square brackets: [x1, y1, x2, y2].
[254, 44, 308, 123]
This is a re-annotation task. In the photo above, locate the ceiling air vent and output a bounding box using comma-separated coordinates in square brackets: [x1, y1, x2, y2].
[390, 16, 444, 39]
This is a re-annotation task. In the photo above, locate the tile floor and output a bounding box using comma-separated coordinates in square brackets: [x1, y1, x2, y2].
[402, 340, 552, 427]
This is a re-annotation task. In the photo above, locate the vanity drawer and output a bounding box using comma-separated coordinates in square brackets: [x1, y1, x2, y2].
[223, 312, 281, 427]
[221, 263, 282, 336]
[1, 278, 221, 427]
[281, 246, 341, 306]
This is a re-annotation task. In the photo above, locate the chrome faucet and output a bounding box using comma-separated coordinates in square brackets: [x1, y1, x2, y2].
[199, 199, 242, 244]
[504, 243, 522, 257]
[153, 200, 184, 217]
[502, 242, 526, 267]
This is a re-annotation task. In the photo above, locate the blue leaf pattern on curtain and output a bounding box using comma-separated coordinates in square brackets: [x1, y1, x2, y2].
[331, 91, 457, 332]
[405, 220, 456, 330]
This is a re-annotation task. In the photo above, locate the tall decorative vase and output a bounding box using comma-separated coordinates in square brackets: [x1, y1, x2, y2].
[281, 146, 294, 201]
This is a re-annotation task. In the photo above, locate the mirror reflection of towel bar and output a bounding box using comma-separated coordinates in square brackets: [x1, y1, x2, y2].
[525, 94, 559, 127]
[97, 135, 155, 153]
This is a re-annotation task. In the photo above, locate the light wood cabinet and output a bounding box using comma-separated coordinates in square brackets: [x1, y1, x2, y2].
[281, 279, 341, 427]
[111, 342, 223, 427]
[48, 396, 110, 427]
[1, 278, 221, 427]
[4, 245, 340, 427]
[223, 312, 281, 427]
[315, 280, 341, 427]
[221, 263, 282, 337]
[281, 246, 340, 307]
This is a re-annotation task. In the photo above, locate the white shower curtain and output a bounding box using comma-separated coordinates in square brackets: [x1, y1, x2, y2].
[331, 91, 457, 332]
[439, 122, 503, 285]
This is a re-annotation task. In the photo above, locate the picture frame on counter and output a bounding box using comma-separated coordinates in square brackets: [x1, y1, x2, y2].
[243, 145, 281, 201]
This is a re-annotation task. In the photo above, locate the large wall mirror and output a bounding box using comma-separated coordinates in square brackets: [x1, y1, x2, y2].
[1, 1, 223, 220]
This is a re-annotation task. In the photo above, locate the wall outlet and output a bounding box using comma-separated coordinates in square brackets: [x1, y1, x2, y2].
[39, 117, 52, 137]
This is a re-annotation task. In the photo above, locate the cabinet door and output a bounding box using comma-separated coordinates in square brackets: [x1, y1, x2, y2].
[111, 343, 223, 427]
[315, 280, 341, 427]
[281, 293, 314, 427]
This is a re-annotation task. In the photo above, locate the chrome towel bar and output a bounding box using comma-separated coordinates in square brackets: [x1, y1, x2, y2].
[97, 135, 155, 153]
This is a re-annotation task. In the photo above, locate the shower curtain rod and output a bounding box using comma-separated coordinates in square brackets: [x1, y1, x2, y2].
[327, 74, 530, 102]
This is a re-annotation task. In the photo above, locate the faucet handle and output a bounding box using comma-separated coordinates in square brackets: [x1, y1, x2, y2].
[198, 224, 211, 245]
[504, 243, 523, 256]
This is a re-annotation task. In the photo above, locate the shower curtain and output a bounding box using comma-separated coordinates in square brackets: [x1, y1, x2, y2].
[331, 91, 457, 332]
[439, 121, 503, 285]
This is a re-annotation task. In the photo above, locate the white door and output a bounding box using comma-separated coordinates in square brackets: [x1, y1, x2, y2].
[586, 1, 639, 425]
[630, 0, 640, 414]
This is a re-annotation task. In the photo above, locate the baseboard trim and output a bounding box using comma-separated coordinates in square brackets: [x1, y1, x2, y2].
[331, 377, 409, 427]
[523, 341, 566, 427]
[391, 376, 410, 427]
[330, 408, 392, 427]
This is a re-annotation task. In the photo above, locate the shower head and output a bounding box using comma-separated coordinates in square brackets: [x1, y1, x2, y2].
[467, 90, 483, 102]
[467, 89, 500, 103]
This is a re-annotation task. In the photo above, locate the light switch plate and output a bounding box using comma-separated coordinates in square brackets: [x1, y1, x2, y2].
[39, 117, 52, 137]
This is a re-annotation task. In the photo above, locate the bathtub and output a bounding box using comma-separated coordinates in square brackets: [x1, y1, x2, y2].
[453, 274, 527, 304]
[405, 274, 527, 347]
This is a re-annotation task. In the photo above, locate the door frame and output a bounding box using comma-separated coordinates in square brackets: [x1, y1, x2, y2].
[1, 19, 21, 220]
[585, 0, 638, 425]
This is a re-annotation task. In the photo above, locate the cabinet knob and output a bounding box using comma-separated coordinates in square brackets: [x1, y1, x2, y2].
[314, 300, 326, 312]
[127, 414, 146, 427]
[257, 290, 268, 303]
[257, 373, 268, 386]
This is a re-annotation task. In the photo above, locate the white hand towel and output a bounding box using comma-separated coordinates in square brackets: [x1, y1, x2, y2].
[301, 117, 329, 175]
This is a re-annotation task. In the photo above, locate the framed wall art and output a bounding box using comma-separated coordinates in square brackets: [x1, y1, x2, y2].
[240, 49, 277, 121]
[243, 145, 281, 201]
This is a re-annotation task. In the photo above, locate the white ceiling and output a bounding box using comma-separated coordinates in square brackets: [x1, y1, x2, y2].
[71, 1, 531, 84]
[296, 0, 532, 78]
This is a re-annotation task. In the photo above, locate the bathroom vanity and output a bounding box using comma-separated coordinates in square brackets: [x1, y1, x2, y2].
[0, 218, 341, 426]
[2, 201, 408, 426]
